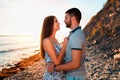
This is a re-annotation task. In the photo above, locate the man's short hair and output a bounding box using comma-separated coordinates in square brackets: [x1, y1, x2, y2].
[65, 8, 82, 23]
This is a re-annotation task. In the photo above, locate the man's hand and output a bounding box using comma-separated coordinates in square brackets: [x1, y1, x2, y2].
[47, 63, 55, 72]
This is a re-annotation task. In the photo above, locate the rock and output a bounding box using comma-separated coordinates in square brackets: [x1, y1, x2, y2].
[114, 54, 120, 60]
[85, 46, 120, 79]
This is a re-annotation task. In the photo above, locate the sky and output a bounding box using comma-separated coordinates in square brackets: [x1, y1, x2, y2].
[0, 0, 107, 41]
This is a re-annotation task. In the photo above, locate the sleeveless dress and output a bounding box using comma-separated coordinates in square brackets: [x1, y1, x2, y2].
[43, 41, 65, 80]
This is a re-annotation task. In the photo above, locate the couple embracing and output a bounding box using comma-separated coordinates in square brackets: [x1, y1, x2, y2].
[40, 8, 87, 80]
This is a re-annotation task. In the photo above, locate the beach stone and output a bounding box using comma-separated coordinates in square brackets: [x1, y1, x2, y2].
[85, 46, 120, 80]
[114, 53, 120, 60]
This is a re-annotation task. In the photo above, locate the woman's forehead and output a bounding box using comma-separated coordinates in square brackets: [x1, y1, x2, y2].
[54, 17, 57, 20]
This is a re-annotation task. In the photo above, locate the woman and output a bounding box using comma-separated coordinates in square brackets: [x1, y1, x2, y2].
[40, 15, 68, 80]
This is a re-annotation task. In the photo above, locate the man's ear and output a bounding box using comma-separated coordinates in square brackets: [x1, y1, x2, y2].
[71, 16, 76, 21]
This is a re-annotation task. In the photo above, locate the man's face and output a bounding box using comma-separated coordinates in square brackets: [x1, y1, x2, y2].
[64, 13, 72, 28]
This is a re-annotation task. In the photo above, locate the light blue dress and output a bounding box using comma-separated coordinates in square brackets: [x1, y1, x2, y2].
[43, 40, 65, 80]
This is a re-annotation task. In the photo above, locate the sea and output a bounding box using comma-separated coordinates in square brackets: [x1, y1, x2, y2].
[0, 35, 40, 71]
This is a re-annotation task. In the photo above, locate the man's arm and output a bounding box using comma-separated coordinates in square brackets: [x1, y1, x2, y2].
[55, 49, 82, 71]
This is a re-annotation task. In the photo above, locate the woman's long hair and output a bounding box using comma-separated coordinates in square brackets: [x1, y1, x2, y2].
[40, 15, 55, 59]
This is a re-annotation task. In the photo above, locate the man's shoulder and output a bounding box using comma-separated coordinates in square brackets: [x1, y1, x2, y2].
[72, 29, 84, 36]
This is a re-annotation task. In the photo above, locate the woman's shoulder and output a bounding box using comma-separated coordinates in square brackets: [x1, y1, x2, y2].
[43, 38, 50, 43]
[43, 38, 54, 50]
[43, 38, 52, 45]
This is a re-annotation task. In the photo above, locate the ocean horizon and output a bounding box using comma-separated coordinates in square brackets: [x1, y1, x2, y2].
[0, 35, 40, 71]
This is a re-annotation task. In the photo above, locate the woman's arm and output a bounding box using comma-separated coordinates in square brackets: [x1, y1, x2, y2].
[57, 37, 68, 64]
[43, 38, 68, 65]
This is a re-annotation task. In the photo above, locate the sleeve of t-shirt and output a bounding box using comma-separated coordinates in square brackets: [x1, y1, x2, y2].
[70, 30, 84, 50]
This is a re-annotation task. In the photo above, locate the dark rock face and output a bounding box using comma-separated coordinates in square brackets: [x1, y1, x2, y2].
[83, 0, 120, 79]
[84, 0, 120, 51]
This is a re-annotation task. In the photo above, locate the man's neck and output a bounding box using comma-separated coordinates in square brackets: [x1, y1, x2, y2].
[70, 19, 79, 29]
[70, 24, 79, 30]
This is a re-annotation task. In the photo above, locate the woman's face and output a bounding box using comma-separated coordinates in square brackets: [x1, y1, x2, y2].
[53, 17, 60, 31]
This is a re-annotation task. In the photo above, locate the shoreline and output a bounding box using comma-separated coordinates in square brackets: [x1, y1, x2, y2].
[1, 46, 119, 80]
[0, 52, 42, 79]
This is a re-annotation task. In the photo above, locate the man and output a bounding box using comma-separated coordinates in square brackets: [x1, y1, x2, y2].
[48, 8, 87, 80]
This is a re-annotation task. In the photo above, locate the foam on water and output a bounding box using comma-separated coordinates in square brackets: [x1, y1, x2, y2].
[0, 35, 40, 71]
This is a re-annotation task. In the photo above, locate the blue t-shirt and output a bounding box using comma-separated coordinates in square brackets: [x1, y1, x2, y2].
[65, 26, 87, 78]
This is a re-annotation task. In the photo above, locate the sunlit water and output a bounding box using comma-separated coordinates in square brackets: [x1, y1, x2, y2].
[0, 35, 40, 71]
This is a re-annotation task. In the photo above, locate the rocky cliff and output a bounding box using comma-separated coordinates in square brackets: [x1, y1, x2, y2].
[84, 0, 120, 79]
[84, 0, 120, 51]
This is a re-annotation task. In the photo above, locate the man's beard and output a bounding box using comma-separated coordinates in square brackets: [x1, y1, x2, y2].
[65, 21, 71, 28]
